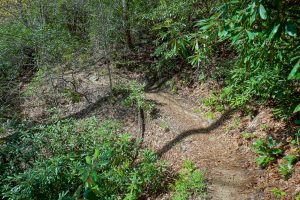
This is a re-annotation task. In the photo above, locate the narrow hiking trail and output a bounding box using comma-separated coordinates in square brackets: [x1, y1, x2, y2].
[144, 92, 262, 200]
[22, 68, 263, 199]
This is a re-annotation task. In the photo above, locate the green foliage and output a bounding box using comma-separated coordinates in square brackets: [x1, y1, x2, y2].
[0, 22, 32, 104]
[144, 0, 213, 75]
[3, 156, 82, 200]
[288, 60, 300, 81]
[202, 95, 219, 108]
[23, 67, 46, 97]
[166, 78, 177, 94]
[242, 132, 255, 140]
[204, 111, 215, 121]
[171, 160, 206, 200]
[202, 93, 225, 112]
[0, 0, 91, 116]
[294, 104, 300, 113]
[0, 118, 166, 200]
[0, 126, 4, 134]
[1, 1, 300, 199]
[82, 148, 166, 200]
[153, 19, 191, 61]
[271, 187, 286, 199]
[190, 0, 300, 117]
[63, 88, 82, 103]
[125, 81, 146, 108]
[252, 137, 283, 168]
[125, 81, 154, 112]
[291, 129, 300, 147]
[143, 0, 300, 118]
[278, 154, 298, 180]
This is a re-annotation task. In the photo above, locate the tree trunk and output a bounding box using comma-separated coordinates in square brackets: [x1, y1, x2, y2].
[122, 0, 133, 49]
[137, 107, 145, 139]
[107, 62, 113, 93]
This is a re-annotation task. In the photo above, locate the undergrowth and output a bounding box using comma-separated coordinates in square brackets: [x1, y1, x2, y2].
[0, 118, 167, 199]
[252, 137, 283, 168]
[0, 117, 207, 200]
[171, 160, 206, 200]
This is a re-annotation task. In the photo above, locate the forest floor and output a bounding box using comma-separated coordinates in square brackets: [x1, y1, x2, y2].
[21, 65, 299, 199]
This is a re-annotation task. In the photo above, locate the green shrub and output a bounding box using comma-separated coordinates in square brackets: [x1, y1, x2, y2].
[278, 154, 298, 180]
[278, 164, 293, 181]
[271, 187, 286, 199]
[252, 137, 283, 168]
[190, 0, 300, 118]
[0, 118, 166, 200]
[242, 132, 255, 140]
[291, 128, 300, 147]
[146, 0, 300, 119]
[124, 81, 154, 112]
[144, 0, 214, 77]
[147, 0, 300, 119]
[63, 88, 82, 103]
[171, 160, 206, 200]
[202, 93, 225, 113]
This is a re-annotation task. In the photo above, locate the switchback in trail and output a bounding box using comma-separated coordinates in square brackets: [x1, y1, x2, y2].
[21, 68, 263, 199]
[145, 92, 262, 200]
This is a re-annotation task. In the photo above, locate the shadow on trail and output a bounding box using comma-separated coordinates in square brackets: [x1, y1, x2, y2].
[62, 95, 111, 120]
[62, 91, 134, 122]
[156, 109, 236, 157]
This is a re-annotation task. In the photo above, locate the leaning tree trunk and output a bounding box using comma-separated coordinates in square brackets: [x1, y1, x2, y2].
[122, 0, 133, 50]
[132, 107, 145, 162]
[137, 107, 145, 140]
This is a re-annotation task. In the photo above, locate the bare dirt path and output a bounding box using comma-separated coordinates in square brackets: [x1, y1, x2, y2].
[145, 92, 262, 200]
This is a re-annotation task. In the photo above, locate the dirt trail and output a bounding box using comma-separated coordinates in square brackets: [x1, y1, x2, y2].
[22, 66, 262, 199]
[145, 92, 261, 200]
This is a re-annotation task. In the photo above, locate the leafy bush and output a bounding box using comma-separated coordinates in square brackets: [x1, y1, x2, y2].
[278, 154, 298, 180]
[190, 0, 300, 118]
[0, 118, 166, 200]
[171, 160, 206, 200]
[271, 188, 287, 199]
[291, 128, 300, 147]
[242, 132, 255, 140]
[148, 0, 300, 119]
[124, 81, 154, 112]
[202, 93, 225, 112]
[144, 0, 214, 76]
[0, 0, 88, 118]
[271, 187, 286, 199]
[252, 137, 283, 168]
[82, 148, 166, 200]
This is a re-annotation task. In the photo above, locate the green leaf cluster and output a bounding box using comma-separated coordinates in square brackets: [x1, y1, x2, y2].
[252, 137, 283, 168]
[147, 0, 300, 118]
[171, 160, 206, 200]
[0, 118, 166, 199]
